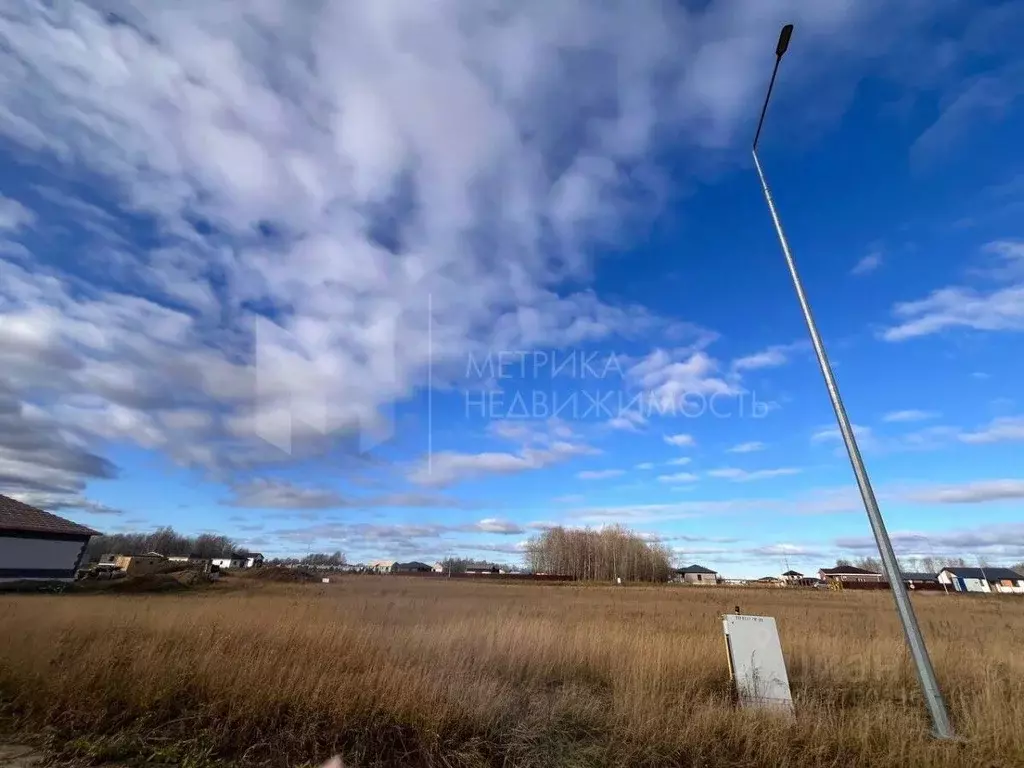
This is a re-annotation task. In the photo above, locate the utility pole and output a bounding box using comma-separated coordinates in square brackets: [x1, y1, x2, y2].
[751, 24, 954, 740]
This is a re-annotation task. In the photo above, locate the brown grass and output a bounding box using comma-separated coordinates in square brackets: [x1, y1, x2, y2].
[1, 577, 1022, 767]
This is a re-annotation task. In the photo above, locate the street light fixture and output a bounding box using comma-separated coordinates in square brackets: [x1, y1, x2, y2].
[751, 24, 954, 740]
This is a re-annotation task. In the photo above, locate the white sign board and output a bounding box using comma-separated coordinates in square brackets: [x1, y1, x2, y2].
[723, 614, 794, 715]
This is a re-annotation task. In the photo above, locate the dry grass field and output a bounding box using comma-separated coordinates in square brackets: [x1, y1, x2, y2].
[1, 576, 1022, 768]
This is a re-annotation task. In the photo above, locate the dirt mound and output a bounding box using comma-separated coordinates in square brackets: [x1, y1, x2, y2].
[74, 569, 215, 593]
[245, 566, 321, 583]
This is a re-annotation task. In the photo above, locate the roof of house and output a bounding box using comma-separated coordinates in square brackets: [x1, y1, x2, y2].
[782, 570, 803, 576]
[396, 561, 432, 569]
[0, 494, 100, 537]
[676, 564, 717, 574]
[820, 565, 881, 576]
[940, 566, 1023, 581]
[901, 572, 939, 582]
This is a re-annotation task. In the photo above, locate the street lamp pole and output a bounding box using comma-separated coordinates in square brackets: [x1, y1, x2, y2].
[751, 24, 954, 740]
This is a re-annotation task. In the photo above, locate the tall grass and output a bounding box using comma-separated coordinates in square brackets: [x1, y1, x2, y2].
[1, 577, 1022, 767]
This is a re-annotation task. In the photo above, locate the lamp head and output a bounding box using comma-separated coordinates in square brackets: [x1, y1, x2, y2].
[776, 24, 794, 58]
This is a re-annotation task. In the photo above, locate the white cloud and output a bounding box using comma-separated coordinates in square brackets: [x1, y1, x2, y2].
[882, 409, 939, 423]
[850, 250, 882, 276]
[883, 240, 1024, 341]
[664, 433, 696, 447]
[576, 469, 624, 480]
[706, 467, 801, 482]
[656, 472, 698, 483]
[606, 409, 646, 432]
[835, 522, 1024, 560]
[0, 0, 990, 503]
[727, 441, 765, 453]
[223, 479, 470, 510]
[665, 457, 692, 466]
[634, 462, 655, 470]
[627, 349, 736, 414]
[811, 424, 873, 443]
[730, 341, 807, 373]
[474, 518, 525, 534]
[958, 416, 1024, 444]
[902, 479, 1024, 504]
[0, 195, 34, 232]
[410, 442, 592, 487]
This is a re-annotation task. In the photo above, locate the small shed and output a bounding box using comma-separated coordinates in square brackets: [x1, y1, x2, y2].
[114, 553, 167, 576]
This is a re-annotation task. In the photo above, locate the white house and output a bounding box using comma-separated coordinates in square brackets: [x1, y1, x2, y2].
[368, 559, 397, 573]
[938, 567, 1024, 594]
[212, 555, 247, 570]
[0, 494, 100, 583]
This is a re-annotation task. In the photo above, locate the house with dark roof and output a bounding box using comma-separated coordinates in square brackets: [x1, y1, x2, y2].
[672, 564, 719, 585]
[818, 565, 885, 584]
[937, 566, 1024, 595]
[0, 494, 100, 583]
[900, 572, 942, 591]
[394, 561, 434, 573]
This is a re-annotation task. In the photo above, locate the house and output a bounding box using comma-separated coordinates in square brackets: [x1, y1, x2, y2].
[244, 553, 265, 568]
[368, 559, 397, 574]
[394, 561, 433, 573]
[901, 572, 942, 590]
[938, 567, 1024, 595]
[782, 569, 803, 583]
[432, 562, 445, 573]
[0, 494, 100, 583]
[113, 553, 167, 576]
[672, 564, 719, 584]
[211, 554, 248, 570]
[818, 565, 885, 583]
[465, 561, 501, 574]
[755, 575, 786, 587]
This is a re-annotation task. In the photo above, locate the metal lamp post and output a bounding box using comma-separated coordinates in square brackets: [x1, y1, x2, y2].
[751, 24, 954, 740]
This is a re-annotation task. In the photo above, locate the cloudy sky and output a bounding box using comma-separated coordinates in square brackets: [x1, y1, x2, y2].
[1, 0, 1022, 576]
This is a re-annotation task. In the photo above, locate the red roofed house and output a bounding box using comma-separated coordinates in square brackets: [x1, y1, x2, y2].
[0, 494, 100, 583]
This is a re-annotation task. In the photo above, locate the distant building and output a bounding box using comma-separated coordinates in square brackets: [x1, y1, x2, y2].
[211, 554, 248, 570]
[114, 553, 167, 576]
[368, 559, 397, 574]
[465, 561, 501, 574]
[394, 561, 433, 573]
[432, 562, 445, 573]
[782, 570, 803, 583]
[244, 553, 265, 568]
[672, 564, 718, 585]
[901, 572, 941, 590]
[0, 494, 100, 583]
[938, 567, 1024, 594]
[818, 565, 884, 584]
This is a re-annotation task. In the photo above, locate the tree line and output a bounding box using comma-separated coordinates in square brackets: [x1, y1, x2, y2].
[268, 552, 347, 567]
[85, 526, 240, 561]
[524, 525, 672, 582]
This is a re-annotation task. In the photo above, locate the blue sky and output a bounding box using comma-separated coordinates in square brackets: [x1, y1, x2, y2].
[1, 0, 1022, 577]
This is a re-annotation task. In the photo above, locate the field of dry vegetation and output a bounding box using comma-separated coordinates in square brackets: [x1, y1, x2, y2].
[1, 576, 1022, 768]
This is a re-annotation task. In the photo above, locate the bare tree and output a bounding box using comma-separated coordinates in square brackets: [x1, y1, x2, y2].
[524, 525, 671, 582]
[85, 526, 240, 561]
